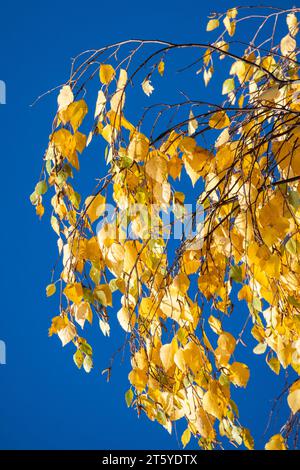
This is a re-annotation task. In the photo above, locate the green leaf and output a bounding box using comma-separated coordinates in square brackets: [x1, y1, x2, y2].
[69, 190, 81, 209]
[83, 287, 94, 303]
[288, 295, 300, 308]
[80, 341, 93, 357]
[35, 180, 48, 195]
[30, 191, 38, 205]
[73, 349, 84, 369]
[288, 190, 300, 209]
[229, 399, 239, 417]
[222, 78, 235, 95]
[252, 296, 262, 312]
[285, 238, 300, 256]
[219, 373, 230, 386]
[229, 265, 242, 283]
[156, 409, 167, 426]
[46, 160, 52, 175]
[125, 389, 134, 407]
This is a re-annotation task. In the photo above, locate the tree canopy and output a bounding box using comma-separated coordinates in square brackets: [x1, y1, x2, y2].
[31, 5, 300, 450]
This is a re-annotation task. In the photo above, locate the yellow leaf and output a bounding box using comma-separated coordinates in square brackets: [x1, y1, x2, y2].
[229, 362, 250, 387]
[167, 154, 182, 180]
[215, 332, 236, 366]
[160, 339, 178, 371]
[128, 368, 148, 392]
[73, 349, 84, 368]
[145, 153, 168, 183]
[128, 133, 149, 162]
[60, 100, 88, 132]
[181, 428, 191, 448]
[74, 131, 86, 153]
[158, 60, 165, 76]
[223, 16, 236, 37]
[51, 215, 60, 236]
[222, 78, 235, 95]
[215, 40, 229, 59]
[64, 283, 83, 305]
[52, 128, 79, 169]
[230, 60, 252, 84]
[72, 301, 93, 328]
[209, 110, 230, 129]
[267, 357, 280, 375]
[85, 193, 106, 223]
[265, 434, 286, 450]
[99, 64, 116, 84]
[94, 284, 112, 307]
[206, 19, 219, 32]
[48, 315, 68, 336]
[215, 128, 230, 148]
[117, 307, 136, 332]
[287, 13, 298, 37]
[242, 428, 254, 450]
[238, 284, 252, 303]
[46, 283, 56, 297]
[280, 34, 296, 56]
[202, 381, 229, 420]
[287, 388, 300, 414]
[36, 203, 44, 219]
[227, 8, 238, 19]
[208, 315, 222, 334]
[217, 332, 236, 354]
[139, 297, 157, 319]
[110, 69, 127, 112]
[58, 321, 76, 347]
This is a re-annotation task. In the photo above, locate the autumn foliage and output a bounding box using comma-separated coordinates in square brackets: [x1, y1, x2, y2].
[31, 6, 300, 450]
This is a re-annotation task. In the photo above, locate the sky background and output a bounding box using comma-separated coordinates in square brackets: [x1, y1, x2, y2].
[0, 0, 297, 450]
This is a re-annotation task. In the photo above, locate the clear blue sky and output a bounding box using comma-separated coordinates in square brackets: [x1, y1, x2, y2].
[0, 0, 296, 450]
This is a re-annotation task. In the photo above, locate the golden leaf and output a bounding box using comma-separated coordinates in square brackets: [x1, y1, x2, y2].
[265, 434, 286, 451]
[209, 110, 230, 129]
[85, 194, 106, 223]
[46, 283, 56, 297]
[60, 100, 88, 132]
[287, 388, 300, 414]
[99, 64, 116, 84]
[128, 368, 148, 392]
[64, 283, 84, 305]
[229, 362, 250, 387]
[158, 60, 165, 76]
[206, 19, 219, 32]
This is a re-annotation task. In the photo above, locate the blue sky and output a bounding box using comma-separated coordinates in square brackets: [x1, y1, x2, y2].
[0, 0, 296, 450]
